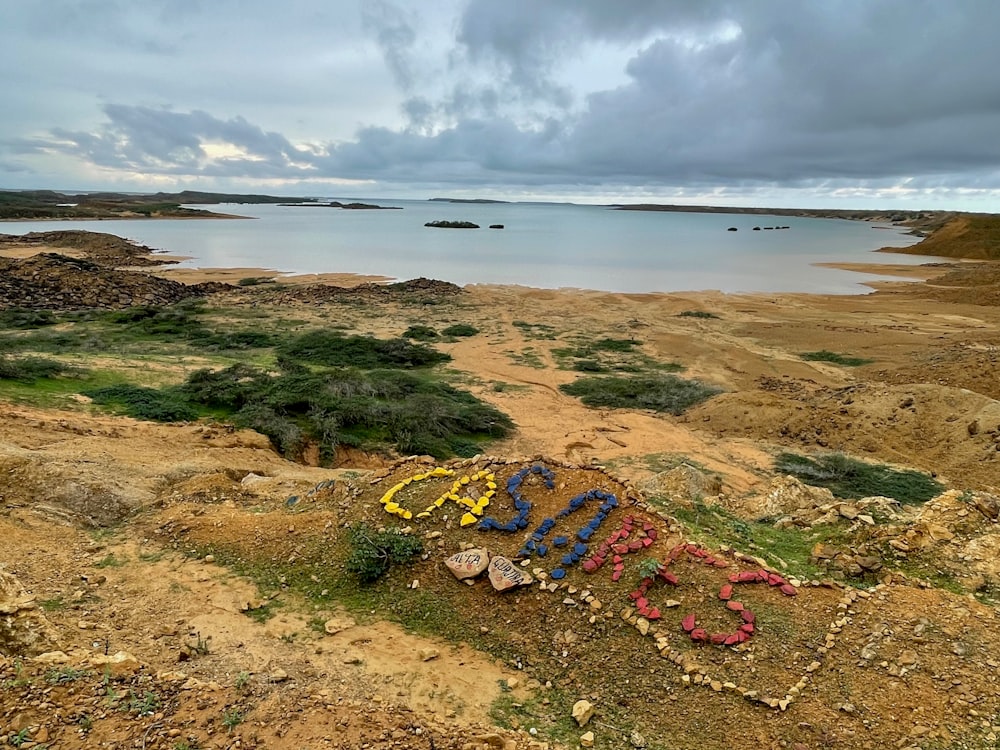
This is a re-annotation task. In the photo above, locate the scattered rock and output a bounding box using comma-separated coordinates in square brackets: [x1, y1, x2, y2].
[572, 699, 595, 727]
[88, 651, 142, 678]
[580, 731, 595, 747]
[419, 648, 440, 662]
[0, 568, 60, 657]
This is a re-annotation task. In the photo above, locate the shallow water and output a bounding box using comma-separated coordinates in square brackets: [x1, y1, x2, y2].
[1, 199, 937, 294]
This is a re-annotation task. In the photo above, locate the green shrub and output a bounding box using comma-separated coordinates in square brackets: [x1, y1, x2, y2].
[678, 310, 720, 319]
[590, 338, 640, 352]
[277, 330, 450, 368]
[559, 374, 722, 414]
[775, 452, 943, 504]
[345, 523, 423, 583]
[84, 384, 198, 422]
[0, 355, 74, 381]
[0, 308, 58, 329]
[402, 325, 438, 340]
[237, 276, 276, 286]
[441, 323, 479, 337]
[191, 330, 279, 351]
[799, 350, 873, 367]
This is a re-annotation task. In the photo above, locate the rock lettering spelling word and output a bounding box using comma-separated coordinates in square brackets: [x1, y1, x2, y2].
[487, 555, 533, 591]
[445, 548, 491, 580]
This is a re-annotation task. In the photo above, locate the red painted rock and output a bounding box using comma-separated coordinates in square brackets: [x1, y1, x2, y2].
[613, 555, 623, 564]
[736, 630, 750, 643]
[647, 528, 658, 541]
[642, 522, 654, 532]
[597, 544, 610, 556]
[768, 573, 786, 586]
[710, 632, 729, 645]
[685, 544, 700, 555]
[739, 623, 754, 634]
[726, 600, 744, 612]
[623, 515, 634, 524]
[636, 597, 649, 610]
[681, 614, 696, 633]
[629, 589, 642, 600]
[611, 569, 622, 582]
[637, 605, 650, 617]
[779, 583, 798, 597]
[639, 577, 654, 590]
[646, 607, 661, 620]
[582, 559, 598, 573]
[608, 531, 621, 543]
[741, 609, 755, 624]
[591, 555, 606, 567]
[642, 537, 653, 548]
[703, 555, 718, 566]
[724, 633, 741, 646]
[613, 561, 625, 571]
[718, 584, 733, 601]
[628, 539, 644, 552]
[737, 571, 758, 583]
[659, 571, 679, 585]
[728, 573, 740, 583]
[712, 559, 729, 568]
[757, 569, 771, 582]
[689, 628, 708, 643]
[620, 528, 631, 538]
[613, 544, 629, 555]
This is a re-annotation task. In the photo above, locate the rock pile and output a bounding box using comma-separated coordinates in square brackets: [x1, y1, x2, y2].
[0, 253, 228, 310]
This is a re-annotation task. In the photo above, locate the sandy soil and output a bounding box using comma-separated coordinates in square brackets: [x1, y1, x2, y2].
[3, 234, 1000, 749]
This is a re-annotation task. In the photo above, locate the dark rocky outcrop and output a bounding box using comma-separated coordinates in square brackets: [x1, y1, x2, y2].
[424, 220, 480, 229]
[489, 224, 505, 229]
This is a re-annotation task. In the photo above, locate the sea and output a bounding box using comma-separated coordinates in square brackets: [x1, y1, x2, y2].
[1, 199, 940, 295]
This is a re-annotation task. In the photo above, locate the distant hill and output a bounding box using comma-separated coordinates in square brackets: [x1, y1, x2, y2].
[885, 214, 1000, 260]
[0, 189, 311, 220]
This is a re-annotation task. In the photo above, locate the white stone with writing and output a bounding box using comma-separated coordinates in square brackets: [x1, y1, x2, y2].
[445, 548, 491, 580]
[487, 555, 534, 591]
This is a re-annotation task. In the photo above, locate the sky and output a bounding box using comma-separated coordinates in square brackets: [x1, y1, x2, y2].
[2, 0, 1000, 210]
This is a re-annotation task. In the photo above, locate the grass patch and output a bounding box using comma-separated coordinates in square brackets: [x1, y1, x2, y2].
[560, 373, 722, 414]
[512, 320, 558, 340]
[243, 599, 280, 624]
[45, 666, 91, 684]
[775, 452, 943, 505]
[678, 310, 720, 319]
[506, 348, 545, 369]
[94, 553, 128, 568]
[237, 276, 277, 286]
[672, 500, 846, 580]
[441, 323, 478, 337]
[799, 350, 874, 367]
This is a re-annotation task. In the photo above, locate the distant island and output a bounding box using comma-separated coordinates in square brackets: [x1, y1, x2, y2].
[428, 198, 510, 204]
[613, 203, 950, 235]
[425, 220, 480, 229]
[0, 189, 311, 221]
[278, 201, 402, 210]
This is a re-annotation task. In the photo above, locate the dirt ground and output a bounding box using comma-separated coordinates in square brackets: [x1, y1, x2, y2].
[2, 233, 1000, 749]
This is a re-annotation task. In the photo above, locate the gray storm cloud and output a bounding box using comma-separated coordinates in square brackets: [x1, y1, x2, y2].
[2, 0, 1000, 200]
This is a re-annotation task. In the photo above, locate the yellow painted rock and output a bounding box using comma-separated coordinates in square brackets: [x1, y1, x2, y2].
[460, 512, 478, 527]
[460, 476, 471, 485]
[402, 510, 413, 520]
[416, 511, 431, 519]
[384, 502, 400, 512]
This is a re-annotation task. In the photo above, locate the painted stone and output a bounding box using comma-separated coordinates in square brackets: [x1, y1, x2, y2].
[488, 556, 534, 591]
[719, 584, 733, 601]
[446, 548, 491, 580]
[780, 583, 798, 597]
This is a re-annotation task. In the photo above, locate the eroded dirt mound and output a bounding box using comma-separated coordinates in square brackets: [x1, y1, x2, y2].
[687, 379, 1000, 490]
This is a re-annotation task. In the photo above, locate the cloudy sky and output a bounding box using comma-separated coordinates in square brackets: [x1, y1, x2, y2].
[2, 0, 999, 209]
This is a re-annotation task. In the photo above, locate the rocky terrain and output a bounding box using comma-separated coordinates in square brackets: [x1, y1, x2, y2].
[1, 221, 1000, 749]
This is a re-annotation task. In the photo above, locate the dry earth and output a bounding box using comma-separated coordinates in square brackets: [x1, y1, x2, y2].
[2, 229, 1000, 750]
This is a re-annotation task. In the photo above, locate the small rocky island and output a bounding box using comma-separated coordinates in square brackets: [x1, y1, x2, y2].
[424, 220, 480, 229]
[278, 201, 401, 210]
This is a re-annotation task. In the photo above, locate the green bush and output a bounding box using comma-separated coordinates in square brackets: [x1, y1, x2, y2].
[84, 384, 198, 422]
[559, 374, 722, 414]
[799, 350, 873, 367]
[678, 310, 720, 319]
[0, 308, 58, 329]
[402, 325, 438, 340]
[277, 330, 450, 368]
[775, 452, 943, 505]
[441, 323, 479, 337]
[345, 523, 423, 583]
[0, 355, 74, 382]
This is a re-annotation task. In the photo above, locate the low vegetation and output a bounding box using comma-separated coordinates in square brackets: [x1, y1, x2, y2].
[441, 323, 479, 337]
[799, 350, 873, 367]
[402, 324, 438, 340]
[677, 310, 720, 319]
[775, 452, 943, 504]
[560, 373, 722, 414]
[0, 355, 76, 382]
[277, 330, 450, 368]
[345, 523, 424, 583]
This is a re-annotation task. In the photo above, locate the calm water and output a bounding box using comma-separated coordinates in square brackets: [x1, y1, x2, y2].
[1, 199, 936, 294]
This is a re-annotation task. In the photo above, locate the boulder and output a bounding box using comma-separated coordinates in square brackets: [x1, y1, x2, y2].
[487, 556, 533, 591]
[641, 465, 722, 509]
[572, 699, 595, 727]
[0, 569, 59, 657]
[740, 475, 835, 521]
